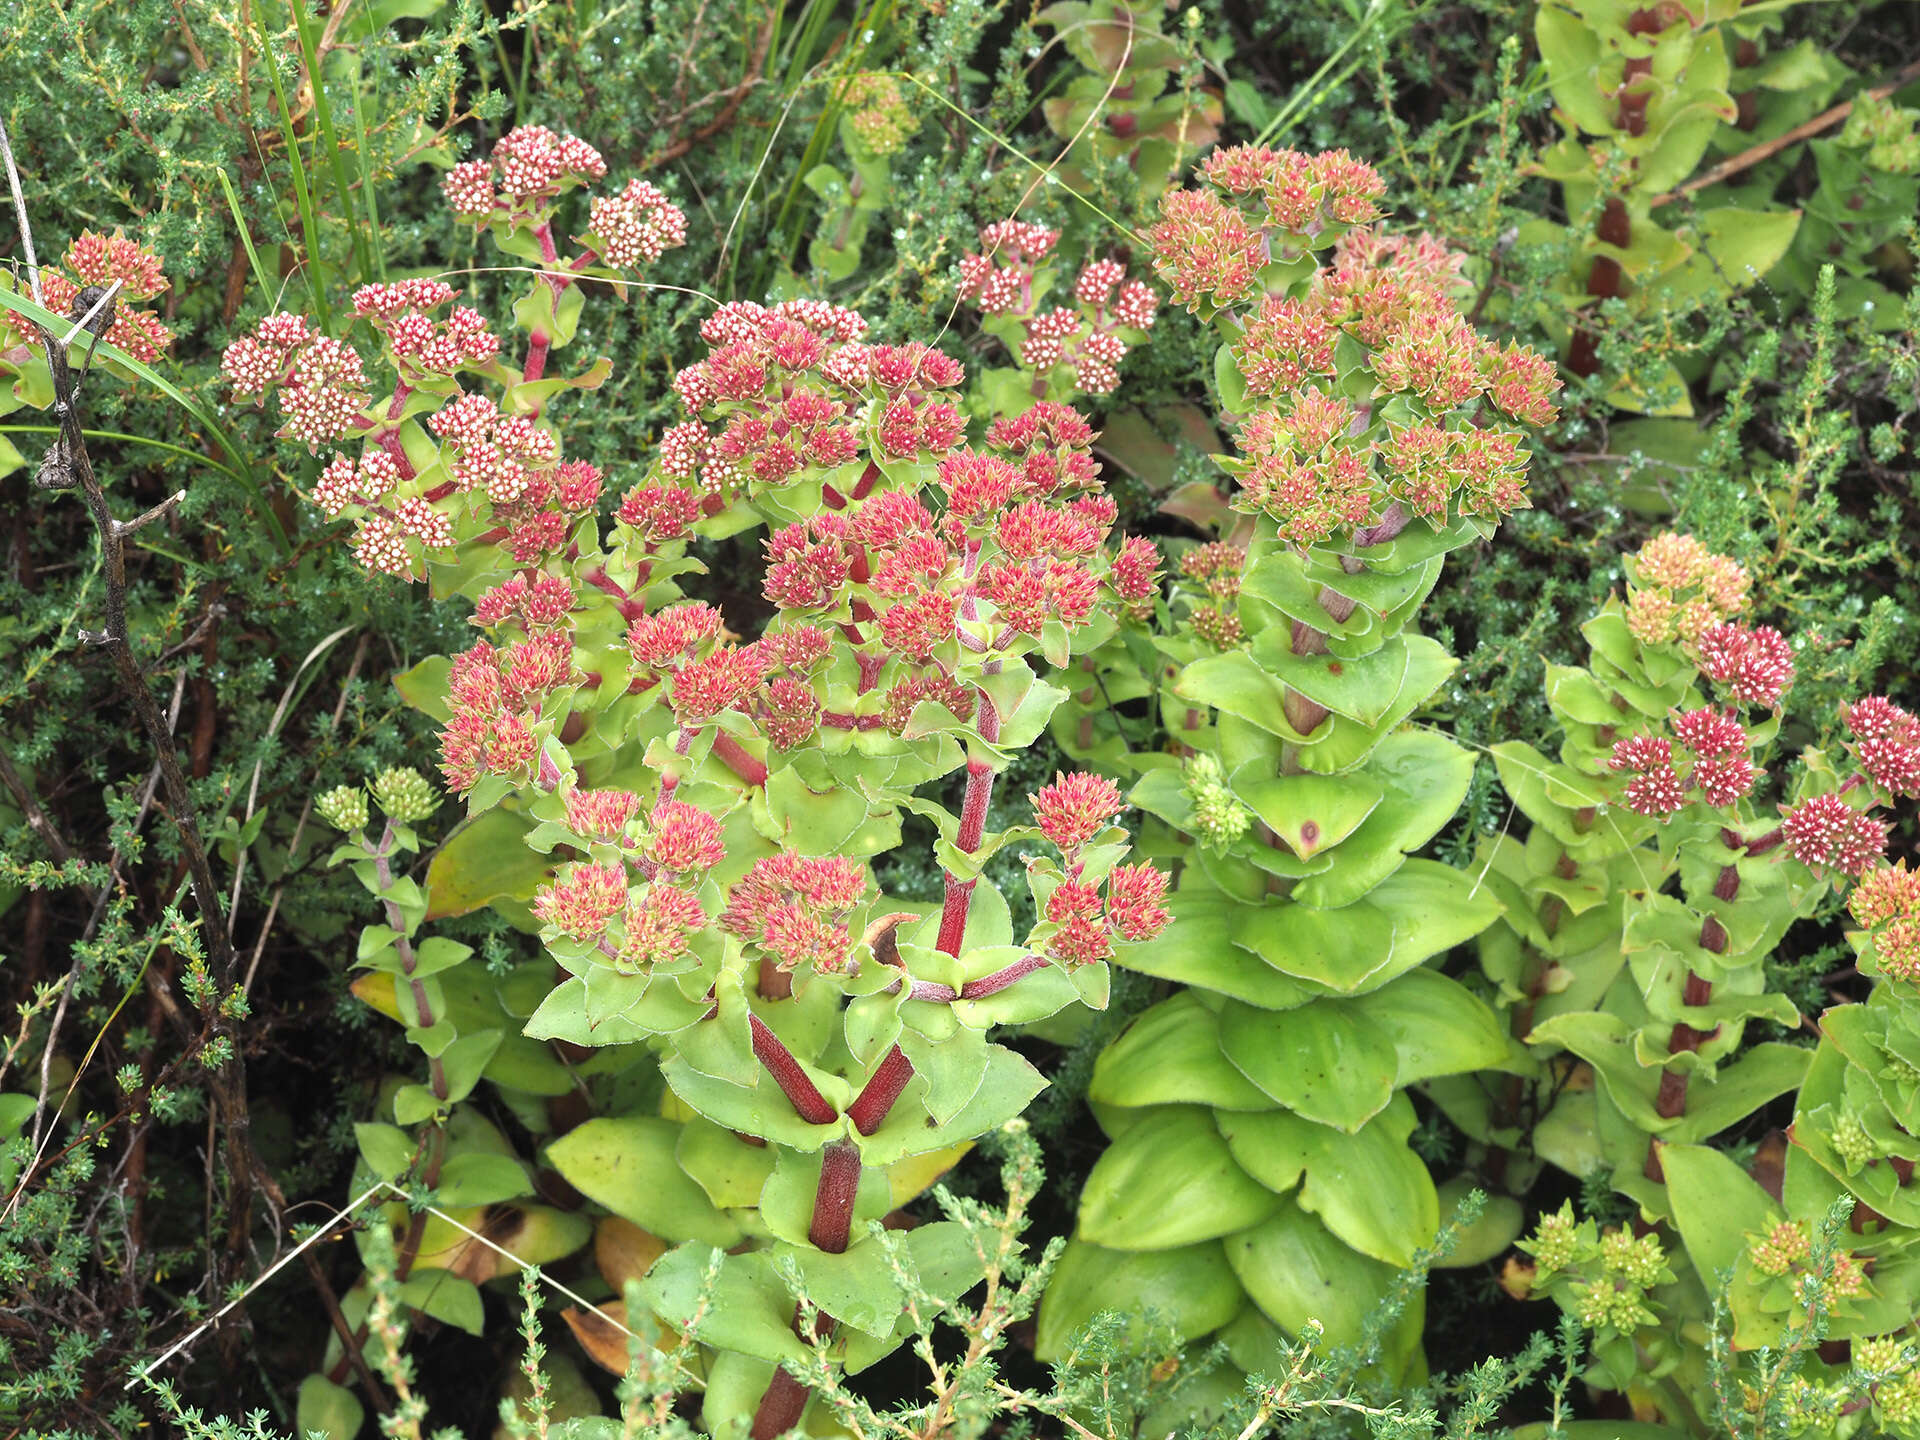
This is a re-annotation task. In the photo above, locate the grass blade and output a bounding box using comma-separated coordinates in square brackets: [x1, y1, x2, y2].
[252, 1, 333, 331]
[290, 0, 374, 287]
[217, 169, 276, 313]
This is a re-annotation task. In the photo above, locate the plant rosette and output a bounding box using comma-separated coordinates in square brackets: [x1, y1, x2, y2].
[223, 124, 1173, 1439]
[1035, 145, 1561, 1403]
[1433, 536, 1828, 1216]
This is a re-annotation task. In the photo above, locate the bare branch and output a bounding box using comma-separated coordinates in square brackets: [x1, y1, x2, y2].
[0, 115, 43, 306]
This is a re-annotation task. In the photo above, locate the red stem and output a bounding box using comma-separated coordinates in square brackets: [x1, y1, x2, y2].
[959, 951, 1049, 999]
[933, 759, 994, 956]
[713, 732, 770, 786]
[748, 1015, 837, 1125]
[808, 1139, 861, 1252]
[848, 1046, 914, 1135]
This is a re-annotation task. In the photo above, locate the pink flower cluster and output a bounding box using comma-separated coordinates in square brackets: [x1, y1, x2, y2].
[957, 221, 1159, 395]
[26, 231, 174, 362]
[1218, 226, 1557, 545]
[1775, 694, 1920, 884]
[440, 626, 574, 792]
[1844, 696, 1920, 800]
[443, 125, 609, 217]
[533, 793, 727, 972]
[1779, 792, 1887, 877]
[351, 279, 500, 379]
[1029, 773, 1169, 965]
[1696, 622, 1794, 709]
[223, 313, 373, 453]
[720, 853, 870, 974]
[754, 402, 1154, 734]
[1608, 707, 1762, 818]
[658, 300, 968, 498]
[588, 180, 689, 268]
[1150, 146, 1387, 312]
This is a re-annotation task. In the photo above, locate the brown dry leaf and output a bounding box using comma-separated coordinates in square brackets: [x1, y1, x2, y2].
[1498, 1254, 1537, 1301]
[563, 1301, 680, 1379]
[595, 1215, 668, 1292]
[565, 1301, 635, 1378]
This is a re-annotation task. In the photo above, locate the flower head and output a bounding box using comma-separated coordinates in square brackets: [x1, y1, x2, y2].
[1780, 792, 1886, 876]
[1846, 696, 1920, 798]
[1624, 535, 1750, 646]
[1031, 772, 1125, 855]
[1697, 623, 1795, 708]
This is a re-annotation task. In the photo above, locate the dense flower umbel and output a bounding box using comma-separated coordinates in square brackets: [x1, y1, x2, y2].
[1851, 862, 1920, 981]
[1845, 696, 1920, 799]
[1150, 146, 1388, 313]
[1623, 532, 1752, 646]
[22, 231, 176, 362]
[957, 221, 1159, 396]
[1206, 218, 1557, 546]
[1608, 702, 1772, 819]
[1028, 773, 1168, 965]
[222, 125, 686, 585]
[612, 307, 1160, 749]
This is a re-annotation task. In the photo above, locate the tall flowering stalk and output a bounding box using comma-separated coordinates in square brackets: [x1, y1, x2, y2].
[1036, 147, 1561, 1391]
[224, 126, 1169, 1433]
[1439, 535, 1837, 1221]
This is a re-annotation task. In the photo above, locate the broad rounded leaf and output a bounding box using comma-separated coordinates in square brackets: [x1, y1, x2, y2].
[1035, 1239, 1244, 1360]
[1079, 1107, 1281, 1250]
[547, 1116, 743, 1248]
[1217, 998, 1397, 1133]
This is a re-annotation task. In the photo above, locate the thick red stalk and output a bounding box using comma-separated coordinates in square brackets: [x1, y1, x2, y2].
[712, 732, 770, 786]
[808, 1139, 861, 1251]
[848, 1046, 914, 1135]
[748, 1015, 837, 1125]
[934, 759, 995, 956]
[958, 951, 1049, 999]
[748, 1145, 862, 1436]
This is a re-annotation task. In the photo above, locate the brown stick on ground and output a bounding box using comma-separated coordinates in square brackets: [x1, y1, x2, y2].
[1652, 56, 1920, 208]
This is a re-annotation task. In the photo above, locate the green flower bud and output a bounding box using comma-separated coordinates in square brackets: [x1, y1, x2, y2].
[1183, 752, 1253, 854]
[1599, 1226, 1666, 1289]
[372, 766, 438, 823]
[1523, 1202, 1580, 1275]
[1831, 1111, 1878, 1174]
[1879, 1368, 1920, 1429]
[315, 785, 370, 833]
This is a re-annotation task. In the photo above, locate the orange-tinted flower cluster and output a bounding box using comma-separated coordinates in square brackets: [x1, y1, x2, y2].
[1850, 862, 1920, 982]
[1623, 533, 1751, 647]
[1150, 146, 1387, 312]
[1210, 221, 1557, 545]
[956, 221, 1159, 395]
